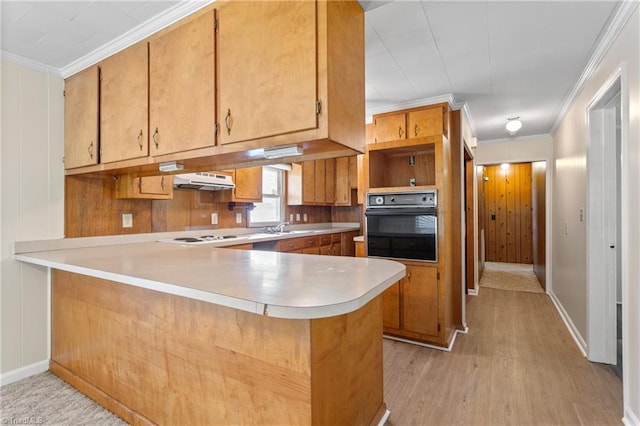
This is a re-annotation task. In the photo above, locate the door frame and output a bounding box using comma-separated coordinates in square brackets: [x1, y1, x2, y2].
[585, 66, 626, 365]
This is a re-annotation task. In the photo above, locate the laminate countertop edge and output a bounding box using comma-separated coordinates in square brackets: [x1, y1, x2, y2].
[15, 241, 405, 320]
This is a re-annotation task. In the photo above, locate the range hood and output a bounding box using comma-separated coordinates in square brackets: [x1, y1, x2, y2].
[173, 172, 235, 191]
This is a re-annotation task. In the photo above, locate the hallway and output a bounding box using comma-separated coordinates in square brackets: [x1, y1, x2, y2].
[384, 286, 622, 425]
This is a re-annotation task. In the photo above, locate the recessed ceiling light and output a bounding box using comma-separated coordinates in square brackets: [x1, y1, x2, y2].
[506, 117, 523, 135]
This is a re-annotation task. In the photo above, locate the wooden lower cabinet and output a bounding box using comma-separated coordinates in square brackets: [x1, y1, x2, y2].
[383, 261, 443, 345]
[50, 270, 386, 425]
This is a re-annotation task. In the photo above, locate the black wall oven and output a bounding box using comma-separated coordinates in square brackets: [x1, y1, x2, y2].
[365, 191, 437, 262]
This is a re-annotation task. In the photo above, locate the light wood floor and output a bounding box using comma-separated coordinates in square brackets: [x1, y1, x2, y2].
[383, 288, 623, 425]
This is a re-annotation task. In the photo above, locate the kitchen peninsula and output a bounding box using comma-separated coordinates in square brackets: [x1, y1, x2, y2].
[15, 235, 404, 425]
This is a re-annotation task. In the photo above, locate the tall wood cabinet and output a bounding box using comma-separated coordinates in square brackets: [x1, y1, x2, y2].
[364, 102, 461, 349]
[64, 66, 99, 169]
[149, 10, 216, 156]
[288, 157, 357, 206]
[100, 42, 149, 163]
[217, 1, 317, 145]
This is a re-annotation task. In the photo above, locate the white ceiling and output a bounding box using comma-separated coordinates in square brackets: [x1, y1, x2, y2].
[0, 1, 623, 142]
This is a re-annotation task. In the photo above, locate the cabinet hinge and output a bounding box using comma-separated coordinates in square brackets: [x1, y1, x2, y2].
[437, 323, 441, 332]
[316, 100, 322, 115]
[215, 122, 219, 136]
[437, 271, 440, 280]
[214, 17, 219, 32]
[63, 90, 66, 97]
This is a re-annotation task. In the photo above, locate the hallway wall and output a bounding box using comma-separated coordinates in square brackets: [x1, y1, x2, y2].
[551, 6, 639, 423]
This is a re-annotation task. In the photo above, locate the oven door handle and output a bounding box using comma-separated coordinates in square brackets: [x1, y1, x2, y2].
[365, 207, 437, 216]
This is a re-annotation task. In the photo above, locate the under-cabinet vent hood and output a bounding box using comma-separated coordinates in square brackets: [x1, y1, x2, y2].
[173, 172, 235, 191]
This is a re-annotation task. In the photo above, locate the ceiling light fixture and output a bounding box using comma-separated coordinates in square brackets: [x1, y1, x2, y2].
[505, 117, 523, 135]
[263, 145, 303, 159]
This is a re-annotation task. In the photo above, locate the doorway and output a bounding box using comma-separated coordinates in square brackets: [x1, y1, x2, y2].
[480, 162, 546, 292]
[586, 75, 622, 376]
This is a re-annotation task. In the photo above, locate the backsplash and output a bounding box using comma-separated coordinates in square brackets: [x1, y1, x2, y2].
[65, 176, 361, 238]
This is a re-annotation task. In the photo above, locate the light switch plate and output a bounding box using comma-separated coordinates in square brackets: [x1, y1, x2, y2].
[211, 212, 218, 225]
[122, 213, 133, 228]
[236, 213, 242, 224]
[303, 213, 308, 222]
[296, 213, 301, 222]
[289, 213, 294, 223]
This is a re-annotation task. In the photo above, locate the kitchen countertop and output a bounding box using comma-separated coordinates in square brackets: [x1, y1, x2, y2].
[14, 225, 405, 320]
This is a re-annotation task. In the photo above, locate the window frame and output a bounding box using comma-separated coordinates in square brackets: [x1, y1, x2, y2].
[248, 166, 285, 228]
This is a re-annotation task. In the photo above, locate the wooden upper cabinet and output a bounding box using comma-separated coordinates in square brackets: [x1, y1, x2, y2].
[335, 157, 351, 206]
[301, 161, 315, 204]
[64, 66, 99, 169]
[149, 10, 216, 156]
[233, 167, 262, 202]
[365, 123, 375, 144]
[374, 113, 406, 143]
[100, 42, 149, 164]
[217, 1, 317, 144]
[115, 175, 173, 200]
[408, 107, 444, 139]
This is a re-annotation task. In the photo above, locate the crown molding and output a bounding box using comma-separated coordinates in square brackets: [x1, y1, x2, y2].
[550, 0, 639, 134]
[60, 0, 214, 78]
[0, 51, 63, 77]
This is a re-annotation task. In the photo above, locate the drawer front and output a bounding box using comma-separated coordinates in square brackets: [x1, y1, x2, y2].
[331, 233, 342, 243]
[320, 235, 332, 245]
[276, 238, 304, 252]
[302, 237, 319, 248]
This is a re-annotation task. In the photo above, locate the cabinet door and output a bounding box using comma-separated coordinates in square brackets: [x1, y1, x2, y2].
[335, 157, 351, 205]
[383, 282, 401, 330]
[314, 160, 326, 204]
[234, 167, 262, 202]
[374, 113, 406, 143]
[149, 10, 215, 156]
[64, 66, 99, 169]
[139, 176, 172, 196]
[365, 123, 375, 144]
[100, 42, 148, 163]
[408, 107, 443, 138]
[325, 158, 336, 204]
[402, 265, 439, 336]
[218, 1, 317, 144]
[302, 161, 315, 204]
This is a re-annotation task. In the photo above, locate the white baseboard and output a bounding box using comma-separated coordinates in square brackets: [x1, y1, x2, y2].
[378, 409, 390, 426]
[624, 406, 640, 426]
[0, 359, 49, 387]
[549, 291, 587, 357]
[384, 328, 465, 352]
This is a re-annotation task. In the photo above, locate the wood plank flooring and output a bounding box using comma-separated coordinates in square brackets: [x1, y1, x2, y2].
[383, 288, 623, 425]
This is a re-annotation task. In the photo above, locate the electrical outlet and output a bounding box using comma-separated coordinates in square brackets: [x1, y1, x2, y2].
[303, 213, 308, 222]
[122, 213, 133, 228]
[289, 213, 294, 223]
[236, 213, 242, 224]
[296, 213, 301, 222]
[211, 212, 218, 225]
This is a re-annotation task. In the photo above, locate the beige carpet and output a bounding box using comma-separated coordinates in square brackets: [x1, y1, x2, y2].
[479, 261, 545, 293]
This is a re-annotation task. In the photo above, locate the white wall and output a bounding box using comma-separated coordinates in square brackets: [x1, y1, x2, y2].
[0, 60, 64, 378]
[551, 7, 639, 423]
[474, 134, 553, 165]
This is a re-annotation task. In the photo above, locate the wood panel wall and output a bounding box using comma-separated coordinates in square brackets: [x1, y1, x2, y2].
[483, 163, 533, 264]
[66, 176, 337, 238]
[532, 161, 546, 288]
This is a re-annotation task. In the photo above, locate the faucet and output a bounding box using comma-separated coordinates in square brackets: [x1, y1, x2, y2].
[266, 222, 289, 233]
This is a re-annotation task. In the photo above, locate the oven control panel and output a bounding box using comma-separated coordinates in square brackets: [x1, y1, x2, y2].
[367, 190, 437, 208]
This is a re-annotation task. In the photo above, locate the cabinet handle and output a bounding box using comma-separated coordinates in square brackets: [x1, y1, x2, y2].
[225, 109, 232, 135]
[152, 127, 159, 149]
[414, 124, 419, 137]
[398, 126, 404, 139]
[161, 176, 165, 191]
[407, 272, 411, 281]
[88, 141, 94, 159]
[137, 178, 142, 192]
[137, 129, 143, 151]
